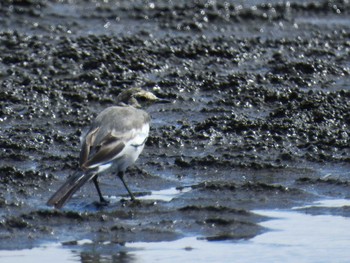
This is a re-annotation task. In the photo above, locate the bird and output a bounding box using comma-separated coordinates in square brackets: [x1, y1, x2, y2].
[47, 88, 168, 209]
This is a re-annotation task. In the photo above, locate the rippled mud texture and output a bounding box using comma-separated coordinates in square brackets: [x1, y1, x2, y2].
[0, 0, 349, 251]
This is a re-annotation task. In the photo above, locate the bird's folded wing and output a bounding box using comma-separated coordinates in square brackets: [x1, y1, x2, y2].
[80, 122, 149, 170]
[82, 140, 125, 169]
[79, 127, 100, 167]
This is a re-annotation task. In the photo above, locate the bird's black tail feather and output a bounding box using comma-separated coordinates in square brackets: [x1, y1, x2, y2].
[47, 170, 96, 209]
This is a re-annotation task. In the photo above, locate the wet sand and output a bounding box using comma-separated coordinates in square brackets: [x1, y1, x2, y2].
[0, 0, 349, 255]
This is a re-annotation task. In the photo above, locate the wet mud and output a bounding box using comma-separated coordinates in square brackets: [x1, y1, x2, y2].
[0, 0, 349, 253]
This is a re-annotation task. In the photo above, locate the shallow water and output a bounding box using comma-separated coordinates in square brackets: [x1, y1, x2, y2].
[2, 198, 350, 263]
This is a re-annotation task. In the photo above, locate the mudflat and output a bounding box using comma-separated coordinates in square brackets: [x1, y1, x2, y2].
[0, 0, 349, 252]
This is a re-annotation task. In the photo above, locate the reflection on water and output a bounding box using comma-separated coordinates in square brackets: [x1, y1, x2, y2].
[1, 199, 350, 263]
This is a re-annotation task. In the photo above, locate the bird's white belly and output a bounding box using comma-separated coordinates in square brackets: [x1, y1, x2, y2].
[119, 125, 148, 168]
[119, 142, 145, 170]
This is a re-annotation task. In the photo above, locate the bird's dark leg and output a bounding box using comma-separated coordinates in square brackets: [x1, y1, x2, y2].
[92, 176, 108, 204]
[117, 171, 136, 201]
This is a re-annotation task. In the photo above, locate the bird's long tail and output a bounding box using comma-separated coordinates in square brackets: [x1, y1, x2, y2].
[47, 170, 96, 209]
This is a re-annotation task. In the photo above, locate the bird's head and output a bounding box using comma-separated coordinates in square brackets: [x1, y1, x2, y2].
[116, 88, 169, 108]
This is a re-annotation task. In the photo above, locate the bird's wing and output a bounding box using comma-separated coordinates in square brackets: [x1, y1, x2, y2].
[79, 126, 100, 167]
[80, 107, 150, 170]
[82, 132, 125, 169]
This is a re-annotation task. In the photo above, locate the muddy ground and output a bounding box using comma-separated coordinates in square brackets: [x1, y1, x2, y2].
[0, 0, 349, 255]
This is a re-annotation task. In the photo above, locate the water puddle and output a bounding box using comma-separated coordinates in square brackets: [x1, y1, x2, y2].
[125, 199, 350, 262]
[1, 199, 350, 263]
[138, 187, 192, 202]
[106, 186, 192, 203]
[0, 244, 77, 263]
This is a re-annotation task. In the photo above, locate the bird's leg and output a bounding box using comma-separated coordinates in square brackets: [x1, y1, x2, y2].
[92, 176, 108, 204]
[117, 171, 136, 201]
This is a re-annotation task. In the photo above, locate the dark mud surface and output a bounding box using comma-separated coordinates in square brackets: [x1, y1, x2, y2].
[0, 0, 349, 254]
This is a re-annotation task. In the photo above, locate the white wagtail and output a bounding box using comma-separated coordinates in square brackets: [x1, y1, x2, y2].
[47, 88, 169, 209]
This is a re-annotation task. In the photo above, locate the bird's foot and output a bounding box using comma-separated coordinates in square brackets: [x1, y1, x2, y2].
[98, 197, 110, 206]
